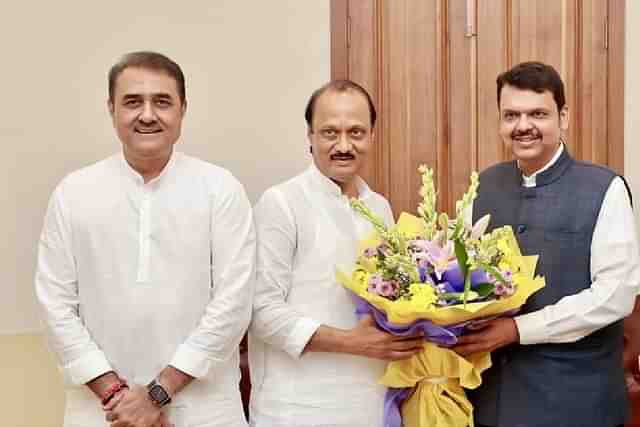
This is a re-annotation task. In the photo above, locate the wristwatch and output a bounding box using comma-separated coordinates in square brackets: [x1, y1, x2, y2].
[146, 379, 172, 407]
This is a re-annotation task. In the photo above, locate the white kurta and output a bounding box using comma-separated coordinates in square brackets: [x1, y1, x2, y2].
[249, 164, 395, 427]
[35, 151, 255, 427]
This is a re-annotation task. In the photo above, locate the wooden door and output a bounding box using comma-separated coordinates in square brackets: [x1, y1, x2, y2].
[331, 0, 625, 217]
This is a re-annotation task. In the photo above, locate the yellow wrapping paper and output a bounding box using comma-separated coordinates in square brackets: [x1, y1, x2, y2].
[336, 212, 546, 427]
[381, 342, 491, 427]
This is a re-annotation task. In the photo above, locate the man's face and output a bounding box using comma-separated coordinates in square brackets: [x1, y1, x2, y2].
[498, 84, 569, 175]
[308, 89, 373, 185]
[108, 67, 186, 161]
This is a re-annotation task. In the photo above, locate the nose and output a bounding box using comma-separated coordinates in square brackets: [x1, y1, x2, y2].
[515, 113, 533, 132]
[139, 101, 156, 123]
[336, 132, 352, 152]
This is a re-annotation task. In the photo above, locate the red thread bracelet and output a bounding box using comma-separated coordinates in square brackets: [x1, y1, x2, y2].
[101, 380, 129, 406]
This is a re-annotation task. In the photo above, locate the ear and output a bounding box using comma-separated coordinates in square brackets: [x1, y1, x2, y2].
[370, 129, 376, 145]
[107, 99, 115, 118]
[181, 99, 187, 116]
[559, 105, 569, 131]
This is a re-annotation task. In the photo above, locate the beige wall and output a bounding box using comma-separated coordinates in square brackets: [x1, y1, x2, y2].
[626, 1, 640, 233]
[2, 0, 329, 336]
[1, 1, 329, 426]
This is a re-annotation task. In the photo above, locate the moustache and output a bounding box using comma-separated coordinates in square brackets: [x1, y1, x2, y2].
[511, 130, 541, 139]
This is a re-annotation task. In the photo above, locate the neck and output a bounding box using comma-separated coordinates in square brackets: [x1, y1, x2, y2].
[519, 141, 561, 177]
[124, 148, 173, 183]
[334, 177, 359, 198]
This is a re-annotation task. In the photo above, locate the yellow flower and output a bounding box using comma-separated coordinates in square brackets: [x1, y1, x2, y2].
[409, 283, 438, 309]
[497, 238, 512, 258]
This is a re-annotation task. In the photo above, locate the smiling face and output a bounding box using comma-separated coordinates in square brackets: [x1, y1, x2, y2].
[108, 66, 186, 164]
[498, 84, 569, 176]
[308, 89, 374, 195]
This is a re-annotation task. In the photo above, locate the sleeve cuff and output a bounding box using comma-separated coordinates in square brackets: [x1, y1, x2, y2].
[169, 344, 215, 379]
[65, 350, 112, 385]
[284, 318, 322, 359]
[514, 311, 549, 345]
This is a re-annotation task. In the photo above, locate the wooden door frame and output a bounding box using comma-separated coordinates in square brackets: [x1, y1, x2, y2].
[608, 0, 625, 175]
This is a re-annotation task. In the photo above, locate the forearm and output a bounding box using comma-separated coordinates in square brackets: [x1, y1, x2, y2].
[303, 325, 354, 355]
[158, 365, 194, 397]
[515, 280, 636, 345]
[251, 291, 322, 357]
[86, 371, 123, 401]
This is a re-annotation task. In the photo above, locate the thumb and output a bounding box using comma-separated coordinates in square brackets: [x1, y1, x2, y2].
[466, 320, 491, 331]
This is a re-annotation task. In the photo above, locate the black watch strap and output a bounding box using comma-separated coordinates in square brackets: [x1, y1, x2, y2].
[146, 379, 172, 407]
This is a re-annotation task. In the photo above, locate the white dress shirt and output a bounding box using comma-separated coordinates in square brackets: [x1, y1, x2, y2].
[469, 144, 640, 344]
[249, 164, 394, 427]
[35, 151, 255, 427]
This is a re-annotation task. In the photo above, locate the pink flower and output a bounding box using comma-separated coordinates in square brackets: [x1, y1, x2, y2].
[410, 239, 454, 280]
[363, 247, 377, 258]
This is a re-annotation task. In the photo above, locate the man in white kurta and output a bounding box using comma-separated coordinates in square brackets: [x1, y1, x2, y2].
[249, 81, 424, 427]
[35, 52, 254, 427]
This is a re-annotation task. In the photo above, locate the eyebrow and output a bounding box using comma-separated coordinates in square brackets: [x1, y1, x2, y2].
[502, 108, 550, 114]
[121, 93, 175, 101]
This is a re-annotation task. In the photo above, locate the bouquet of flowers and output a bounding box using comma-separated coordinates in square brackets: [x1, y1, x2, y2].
[336, 166, 545, 427]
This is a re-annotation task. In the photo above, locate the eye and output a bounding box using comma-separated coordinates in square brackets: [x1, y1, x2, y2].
[532, 111, 547, 119]
[321, 129, 337, 139]
[503, 112, 517, 121]
[124, 99, 141, 108]
[350, 128, 365, 138]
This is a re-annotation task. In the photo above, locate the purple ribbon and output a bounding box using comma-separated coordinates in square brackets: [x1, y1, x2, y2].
[352, 294, 465, 346]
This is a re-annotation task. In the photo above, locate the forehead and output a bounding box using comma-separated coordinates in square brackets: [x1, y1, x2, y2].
[113, 67, 180, 99]
[313, 89, 371, 126]
[499, 84, 557, 112]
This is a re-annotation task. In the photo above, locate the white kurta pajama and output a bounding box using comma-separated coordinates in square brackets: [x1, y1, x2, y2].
[249, 164, 394, 427]
[35, 151, 255, 427]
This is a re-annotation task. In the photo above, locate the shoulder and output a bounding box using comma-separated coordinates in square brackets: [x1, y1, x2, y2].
[367, 189, 392, 212]
[176, 153, 246, 195]
[257, 170, 308, 204]
[177, 153, 237, 182]
[56, 155, 119, 195]
[478, 161, 517, 180]
[568, 159, 617, 184]
[255, 172, 305, 211]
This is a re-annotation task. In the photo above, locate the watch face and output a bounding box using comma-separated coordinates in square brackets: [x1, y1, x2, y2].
[148, 383, 170, 406]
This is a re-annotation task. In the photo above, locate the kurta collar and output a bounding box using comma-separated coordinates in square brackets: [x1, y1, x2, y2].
[307, 162, 372, 200]
[519, 143, 564, 187]
[119, 149, 179, 187]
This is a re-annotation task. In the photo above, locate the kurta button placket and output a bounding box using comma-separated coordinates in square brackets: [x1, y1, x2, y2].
[137, 184, 152, 283]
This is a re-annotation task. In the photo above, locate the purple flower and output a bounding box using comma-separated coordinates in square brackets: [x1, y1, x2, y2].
[440, 261, 489, 293]
[409, 239, 454, 279]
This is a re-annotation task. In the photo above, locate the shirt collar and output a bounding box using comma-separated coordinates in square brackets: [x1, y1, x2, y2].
[119, 149, 179, 187]
[307, 162, 372, 200]
[519, 143, 564, 188]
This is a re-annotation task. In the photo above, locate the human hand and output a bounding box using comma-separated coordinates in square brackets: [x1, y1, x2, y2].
[453, 318, 519, 356]
[152, 412, 174, 427]
[104, 384, 162, 427]
[346, 314, 424, 361]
